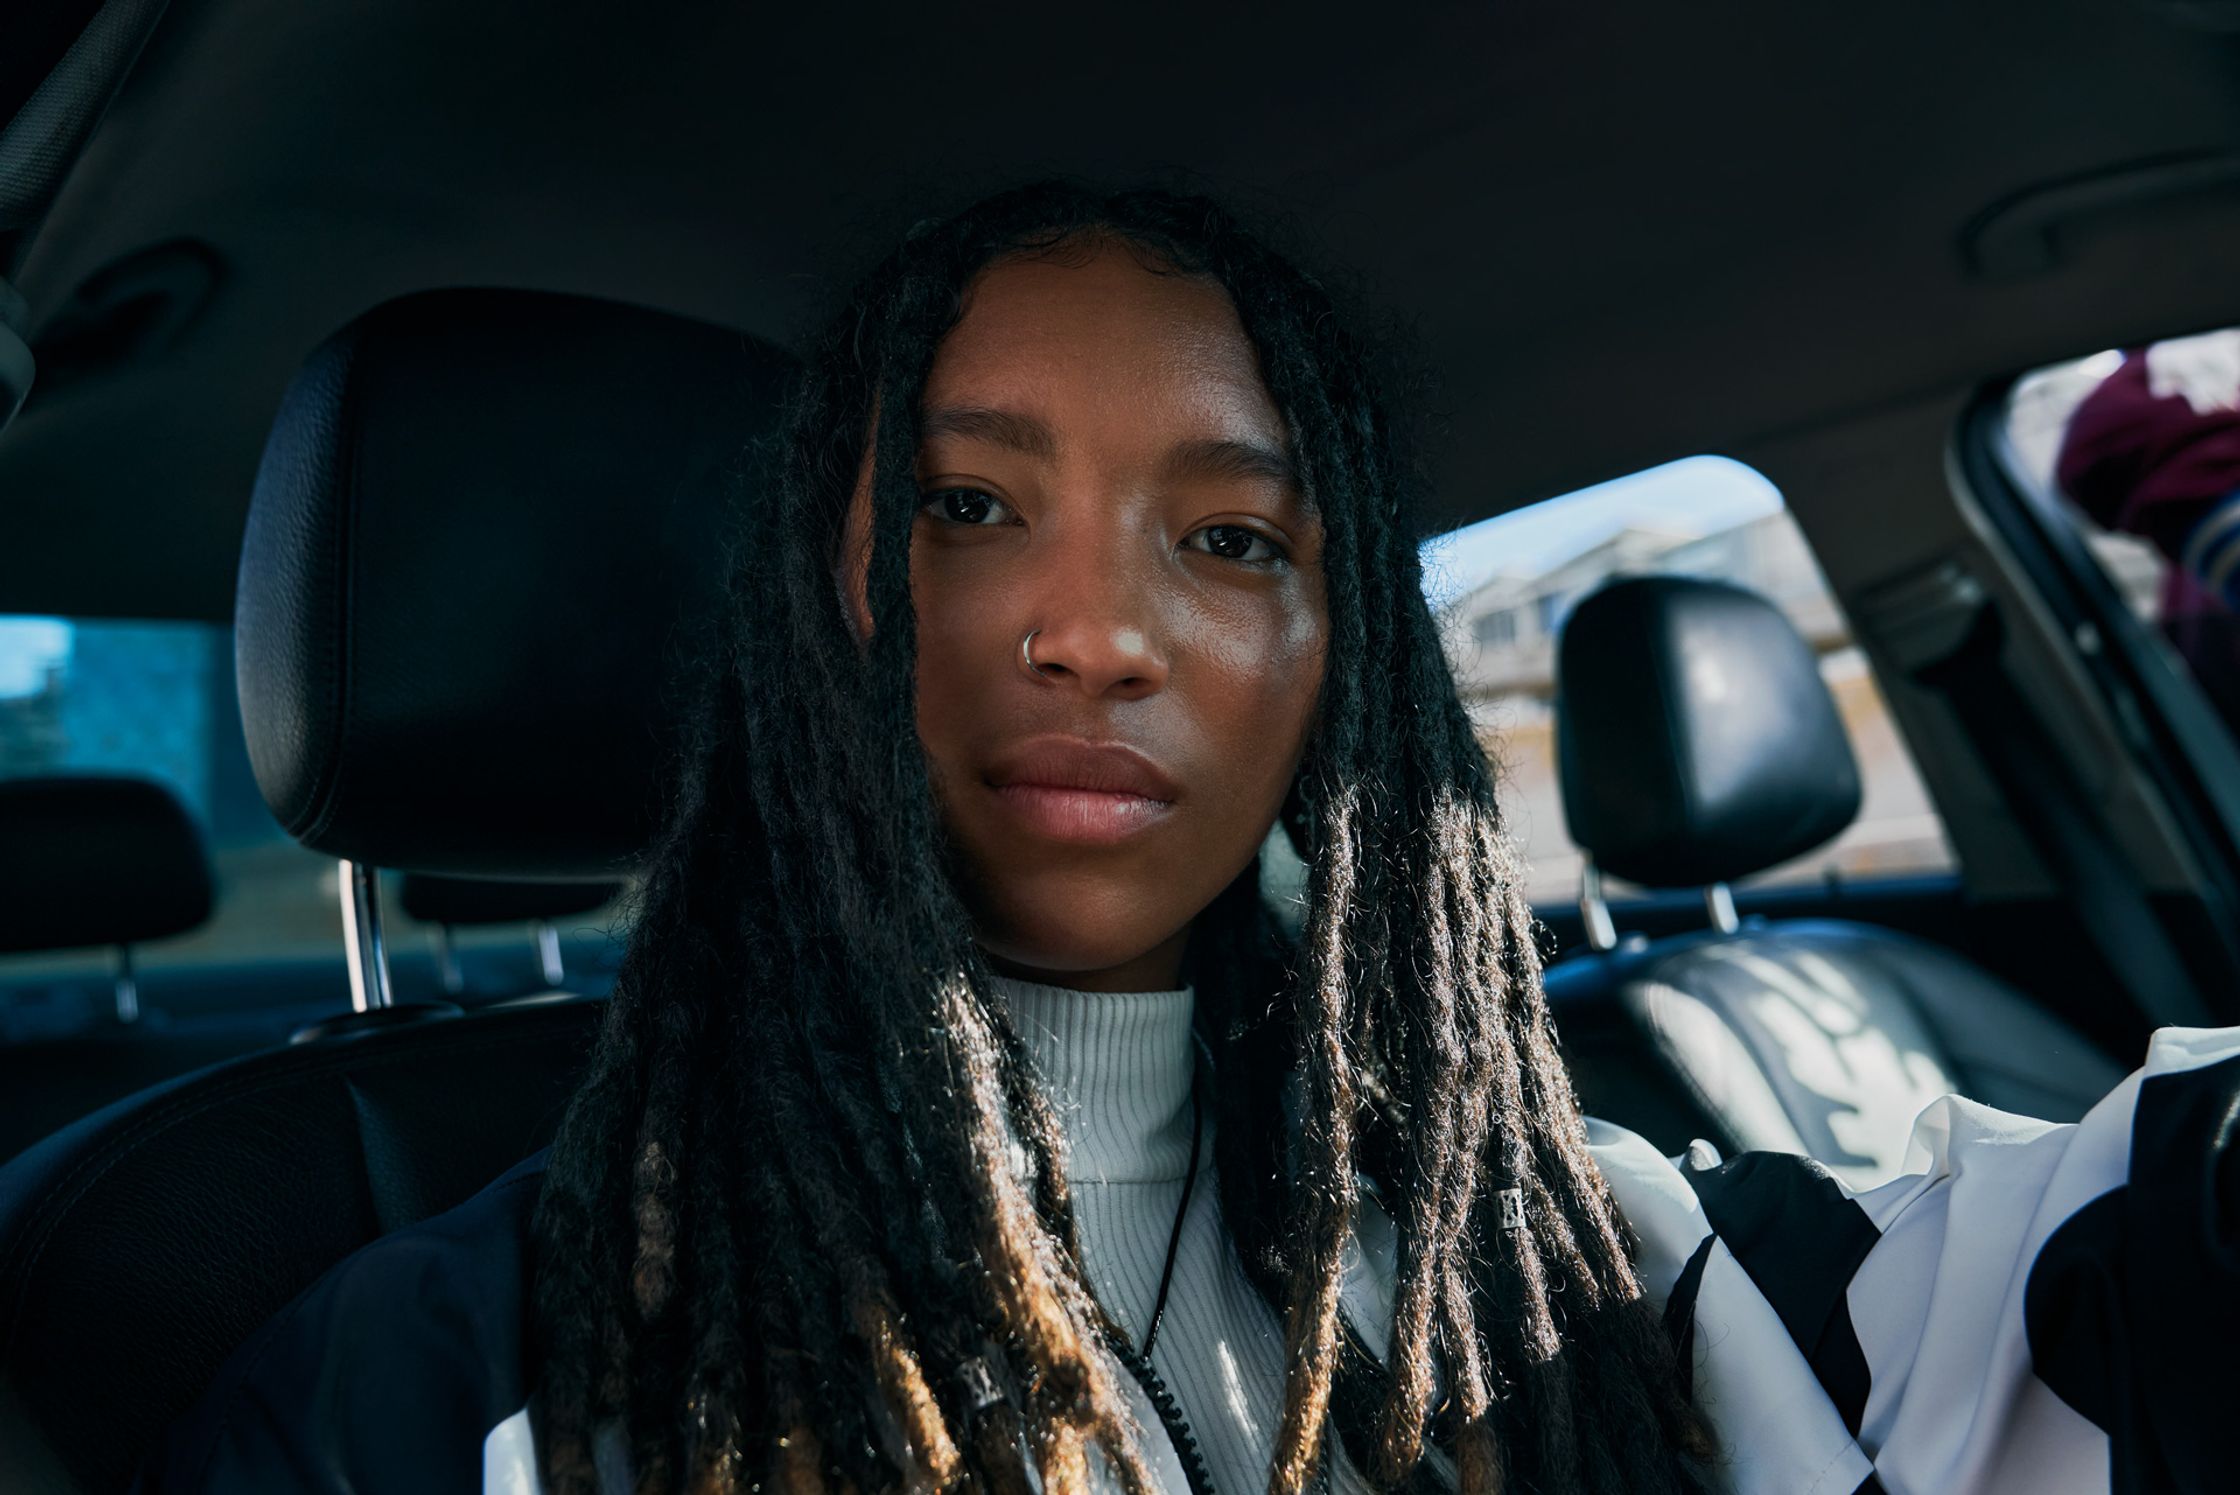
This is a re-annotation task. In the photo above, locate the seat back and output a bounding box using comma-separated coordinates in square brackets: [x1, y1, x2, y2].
[0, 288, 789, 1491]
[0, 1001, 600, 1494]
[1548, 576, 2123, 1184]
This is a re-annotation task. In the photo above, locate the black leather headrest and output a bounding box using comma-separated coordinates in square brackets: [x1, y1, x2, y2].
[396, 873, 621, 927]
[1555, 576, 1861, 888]
[235, 288, 792, 879]
[0, 776, 212, 953]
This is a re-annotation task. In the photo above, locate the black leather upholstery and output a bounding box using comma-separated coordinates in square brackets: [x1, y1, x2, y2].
[1547, 575, 2123, 1182]
[0, 776, 210, 954]
[0, 1001, 601, 1494]
[1557, 576, 1861, 888]
[0, 290, 786, 1492]
[397, 872, 623, 926]
[1546, 921, 2124, 1187]
[236, 287, 791, 879]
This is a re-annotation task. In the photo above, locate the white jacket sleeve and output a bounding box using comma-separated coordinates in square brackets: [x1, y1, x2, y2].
[1590, 1026, 2240, 1495]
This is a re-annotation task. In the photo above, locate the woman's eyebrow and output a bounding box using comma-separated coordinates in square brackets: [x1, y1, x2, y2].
[918, 405, 1057, 460]
[1163, 436, 1300, 492]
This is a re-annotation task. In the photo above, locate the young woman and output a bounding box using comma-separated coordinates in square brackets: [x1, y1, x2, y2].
[147, 184, 2239, 1495]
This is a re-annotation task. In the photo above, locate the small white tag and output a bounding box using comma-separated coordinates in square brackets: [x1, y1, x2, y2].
[957, 1356, 1002, 1411]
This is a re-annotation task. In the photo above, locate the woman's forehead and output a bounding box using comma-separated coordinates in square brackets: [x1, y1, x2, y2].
[927, 245, 1286, 443]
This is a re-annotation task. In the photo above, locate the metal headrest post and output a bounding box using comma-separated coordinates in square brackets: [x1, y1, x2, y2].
[1579, 861, 1618, 952]
[111, 943, 139, 1023]
[432, 922, 464, 996]
[338, 859, 394, 1010]
[533, 919, 565, 989]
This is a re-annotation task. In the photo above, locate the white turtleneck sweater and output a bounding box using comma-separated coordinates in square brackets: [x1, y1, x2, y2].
[477, 970, 1423, 1495]
[987, 974, 1414, 1495]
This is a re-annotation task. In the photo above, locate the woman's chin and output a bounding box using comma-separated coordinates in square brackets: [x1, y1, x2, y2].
[973, 919, 1192, 994]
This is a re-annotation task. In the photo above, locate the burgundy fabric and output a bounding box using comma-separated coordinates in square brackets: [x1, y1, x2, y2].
[2057, 350, 2240, 552]
[2055, 350, 2240, 725]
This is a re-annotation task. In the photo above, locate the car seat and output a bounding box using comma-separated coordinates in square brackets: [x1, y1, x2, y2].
[1543, 575, 2124, 1187]
[0, 775, 235, 1159]
[0, 287, 790, 1495]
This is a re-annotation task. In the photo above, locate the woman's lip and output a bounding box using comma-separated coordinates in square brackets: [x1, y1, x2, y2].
[981, 737, 1182, 845]
[983, 737, 1184, 801]
[987, 783, 1176, 846]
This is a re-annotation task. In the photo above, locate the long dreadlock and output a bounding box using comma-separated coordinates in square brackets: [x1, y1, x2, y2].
[528, 182, 1714, 1495]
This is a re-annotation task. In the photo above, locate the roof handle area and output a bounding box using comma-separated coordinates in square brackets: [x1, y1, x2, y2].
[1963, 151, 2240, 282]
[0, 0, 171, 235]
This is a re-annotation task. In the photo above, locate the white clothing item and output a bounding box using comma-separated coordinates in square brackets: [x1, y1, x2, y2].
[480, 1001, 2240, 1495]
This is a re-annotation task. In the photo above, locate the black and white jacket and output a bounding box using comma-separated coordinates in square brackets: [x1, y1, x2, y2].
[142, 1026, 2240, 1495]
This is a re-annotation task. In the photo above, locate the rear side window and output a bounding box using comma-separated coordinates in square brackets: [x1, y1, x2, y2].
[1423, 457, 1955, 905]
[0, 617, 335, 979]
[0, 617, 619, 1017]
[2000, 336, 2240, 751]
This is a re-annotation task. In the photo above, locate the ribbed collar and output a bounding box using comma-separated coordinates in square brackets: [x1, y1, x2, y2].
[987, 973, 1201, 1186]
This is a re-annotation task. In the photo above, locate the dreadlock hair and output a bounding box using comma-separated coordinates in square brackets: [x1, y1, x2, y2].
[527, 181, 1714, 1495]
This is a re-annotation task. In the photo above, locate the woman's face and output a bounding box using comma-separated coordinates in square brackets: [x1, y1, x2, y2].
[843, 241, 1329, 991]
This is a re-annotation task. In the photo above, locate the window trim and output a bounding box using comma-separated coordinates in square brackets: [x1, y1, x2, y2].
[1436, 472, 1958, 905]
[1959, 377, 2240, 960]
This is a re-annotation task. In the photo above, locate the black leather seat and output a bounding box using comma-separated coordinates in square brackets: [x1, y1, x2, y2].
[0, 776, 231, 1161]
[0, 287, 790, 1494]
[1544, 576, 2124, 1186]
[0, 776, 213, 967]
[0, 1000, 601, 1494]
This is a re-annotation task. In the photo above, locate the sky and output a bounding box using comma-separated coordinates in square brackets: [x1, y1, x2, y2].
[0, 617, 70, 701]
[1418, 454, 1785, 611]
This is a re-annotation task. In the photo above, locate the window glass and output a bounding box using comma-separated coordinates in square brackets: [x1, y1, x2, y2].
[0, 616, 340, 979]
[0, 617, 620, 993]
[1423, 457, 1955, 906]
[1998, 336, 2240, 739]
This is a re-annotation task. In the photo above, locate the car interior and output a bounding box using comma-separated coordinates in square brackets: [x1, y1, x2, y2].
[5, 3, 2240, 1492]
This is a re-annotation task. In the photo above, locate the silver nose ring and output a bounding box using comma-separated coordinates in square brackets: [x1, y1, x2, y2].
[1020, 628, 1051, 679]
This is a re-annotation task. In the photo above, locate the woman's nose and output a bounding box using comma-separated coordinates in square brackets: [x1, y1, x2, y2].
[1020, 543, 1171, 699]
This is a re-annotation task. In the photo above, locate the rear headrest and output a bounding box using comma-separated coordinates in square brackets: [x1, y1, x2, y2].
[0, 776, 212, 953]
[396, 873, 621, 927]
[235, 288, 792, 879]
[1555, 576, 1861, 889]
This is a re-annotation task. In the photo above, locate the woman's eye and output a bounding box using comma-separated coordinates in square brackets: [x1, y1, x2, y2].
[920, 488, 1012, 526]
[1186, 524, 1283, 564]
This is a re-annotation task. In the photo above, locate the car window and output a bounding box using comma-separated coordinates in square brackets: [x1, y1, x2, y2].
[0, 616, 620, 998]
[0, 616, 337, 978]
[1423, 456, 1955, 905]
[1999, 337, 2240, 749]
